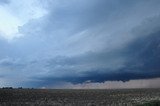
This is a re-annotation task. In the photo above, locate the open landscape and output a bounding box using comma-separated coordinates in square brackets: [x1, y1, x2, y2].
[0, 88, 160, 106]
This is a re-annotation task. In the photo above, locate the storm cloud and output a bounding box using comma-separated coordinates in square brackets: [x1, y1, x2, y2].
[0, 0, 160, 88]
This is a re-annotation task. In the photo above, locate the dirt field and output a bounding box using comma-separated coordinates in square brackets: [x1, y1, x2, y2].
[0, 88, 159, 106]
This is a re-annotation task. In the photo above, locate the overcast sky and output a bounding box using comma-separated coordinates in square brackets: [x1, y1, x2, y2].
[0, 0, 160, 88]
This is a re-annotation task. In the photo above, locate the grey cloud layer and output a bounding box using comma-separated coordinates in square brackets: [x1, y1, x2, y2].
[59, 78, 160, 89]
[0, 0, 160, 87]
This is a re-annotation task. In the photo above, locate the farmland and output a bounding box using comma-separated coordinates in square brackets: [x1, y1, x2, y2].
[0, 88, 160, 106]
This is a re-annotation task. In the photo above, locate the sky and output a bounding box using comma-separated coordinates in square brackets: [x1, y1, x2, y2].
[0, 0, 160, 88]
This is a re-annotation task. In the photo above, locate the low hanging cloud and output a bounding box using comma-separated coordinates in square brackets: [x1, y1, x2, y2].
[36, 17, 160, 85]
[56, 78, 160, 89]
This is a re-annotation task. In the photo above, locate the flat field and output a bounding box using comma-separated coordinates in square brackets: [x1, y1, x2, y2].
[0, 88, 160, 106]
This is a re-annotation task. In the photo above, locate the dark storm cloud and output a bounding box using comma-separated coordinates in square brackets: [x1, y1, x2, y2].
[32, 16, 160, 86]
[124, 32, 160, 74]
[35, 71, 160, 87]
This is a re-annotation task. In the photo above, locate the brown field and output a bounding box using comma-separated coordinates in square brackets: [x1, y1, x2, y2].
[0, 88, 160, 106]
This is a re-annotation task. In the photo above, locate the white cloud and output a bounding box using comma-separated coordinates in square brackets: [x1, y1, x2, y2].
[0, 6, 21, 39]
[0, 0, 47, 40]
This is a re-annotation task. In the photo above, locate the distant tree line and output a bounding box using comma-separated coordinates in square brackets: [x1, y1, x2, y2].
[0, 87, 35, 89]
[1, 87, 23, 89]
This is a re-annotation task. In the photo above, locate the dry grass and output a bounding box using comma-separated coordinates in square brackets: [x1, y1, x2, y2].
[0, 88, 159, 106]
